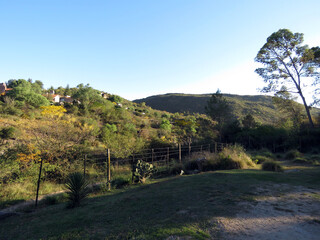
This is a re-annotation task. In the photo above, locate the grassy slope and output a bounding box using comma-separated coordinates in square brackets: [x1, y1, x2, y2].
[1, 166, 320, 240]
[134, 93, 320, 124]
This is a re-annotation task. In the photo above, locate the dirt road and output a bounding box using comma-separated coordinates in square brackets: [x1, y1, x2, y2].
[216, 183, 320, 240]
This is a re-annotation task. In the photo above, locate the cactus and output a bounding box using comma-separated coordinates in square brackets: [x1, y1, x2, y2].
[134, 160, 155, 183]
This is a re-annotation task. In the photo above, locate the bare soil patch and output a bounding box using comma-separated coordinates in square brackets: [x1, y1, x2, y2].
[216, 183, 320, 240]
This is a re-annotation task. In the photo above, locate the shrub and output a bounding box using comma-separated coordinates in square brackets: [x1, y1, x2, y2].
[254, 155, 273, 164]
[259, 148, 275, 158]
[133, 160, 155, 183]
[168, 162, 185, 175]
[0, 126, 16, 140]
[309, 148, 320, 154]
[262, 161, 283, 172]
[201, 159, 218, 171]
[293, 157, 309, 164]
[65, 172, 90, 208]
[43, 195, 59, 205]
[182, 147, 255, 173]
[43, 193, 67, 205]
[183, 151, 214, 172]
[217, 145, 255, 169]
[285, 149, 302, 160]
[111, 176, 130, 189]
[218, 156, 243, 169]
[184, 160, 200, 171]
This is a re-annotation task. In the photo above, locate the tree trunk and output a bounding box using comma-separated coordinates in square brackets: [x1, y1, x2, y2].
[299, 92, 314, 128]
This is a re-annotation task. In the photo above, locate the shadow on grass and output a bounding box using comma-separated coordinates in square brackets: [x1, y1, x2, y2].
[0, 199, 26, 210]
[1, 167, 320, 240]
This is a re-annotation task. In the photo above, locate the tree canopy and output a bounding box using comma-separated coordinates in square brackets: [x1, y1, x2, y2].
[6, 79, 49, 107]
[205, 89, 231, 125]
[255, 29, 320, 128]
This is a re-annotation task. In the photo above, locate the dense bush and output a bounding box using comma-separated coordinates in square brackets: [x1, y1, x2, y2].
[293, 157, 309, 164]
[43, 193, 67, 205]
[253, 155, 273, 164]
[285, 149, 302, 160]
[168, 162, 185, 175]
[217, 145, 255, 169]
[111, 176, 130, 189]
[182, 146, 256, 173]
[184, 159, 200, 171]
[262, 161, 283, 172]
[0, 126, 16, 140]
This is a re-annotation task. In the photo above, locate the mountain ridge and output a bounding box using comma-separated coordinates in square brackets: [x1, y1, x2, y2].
[134, 93, 320, 125]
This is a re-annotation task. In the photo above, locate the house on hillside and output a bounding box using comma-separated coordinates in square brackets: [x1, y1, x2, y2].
[0, 83, 12, 95]
[52, 95, 60, 103]
[101, 92, 109, 99]
[60, 96, 73, 103]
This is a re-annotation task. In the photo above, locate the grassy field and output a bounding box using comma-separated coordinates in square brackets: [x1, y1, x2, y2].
[1, 163, 320, 240]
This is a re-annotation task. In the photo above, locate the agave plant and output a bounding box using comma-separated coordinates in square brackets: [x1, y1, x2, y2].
[65, 172, 90, 208]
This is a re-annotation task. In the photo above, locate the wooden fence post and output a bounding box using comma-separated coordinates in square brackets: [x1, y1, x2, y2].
[83, 154, 87, 178]
[35, 159, 43, 207]
[188, 142, 191, 157]
[167, 147, 169, 165]
[107, 149, 111, 191]
[131, 154, 135, 184]
[151, 149, 154, 164]
[179, 143, 181, 163]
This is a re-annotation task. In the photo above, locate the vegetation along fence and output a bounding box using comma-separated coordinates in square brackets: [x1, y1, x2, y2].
[32, 142, 227, 206]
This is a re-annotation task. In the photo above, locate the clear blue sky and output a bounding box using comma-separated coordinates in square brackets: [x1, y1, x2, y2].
[0, 0, 319, 100]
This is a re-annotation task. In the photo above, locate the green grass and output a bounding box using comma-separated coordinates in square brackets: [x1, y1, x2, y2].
[1, 165, 320, 240]
[0, 164, 132, 210]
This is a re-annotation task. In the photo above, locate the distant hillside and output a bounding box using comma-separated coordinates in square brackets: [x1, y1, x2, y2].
[134, 93, 320, 125]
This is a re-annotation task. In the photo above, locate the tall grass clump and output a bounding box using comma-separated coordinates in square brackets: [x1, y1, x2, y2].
[216, 145, 256, 170]
[111, 176, 130, 189]
[65, 172, 90, 208]
[253, 155, 273, 164]
[262, 161, 283, 172]
[249, 148, 276, 163]
[285, 149, 302, 160]
[183, 151, 216, 172]
[181, 146, 255, 173]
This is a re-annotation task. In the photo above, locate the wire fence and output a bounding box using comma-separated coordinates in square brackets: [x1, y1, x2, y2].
[34, 141, 229, 206]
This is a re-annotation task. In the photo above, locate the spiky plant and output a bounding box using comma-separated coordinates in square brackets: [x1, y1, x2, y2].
[134, 160, 154, 183]
[65, 172, 90, 208]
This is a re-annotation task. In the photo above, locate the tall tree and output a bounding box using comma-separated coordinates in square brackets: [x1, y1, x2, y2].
[242, 114, 257, 129]
[205, 89, 232, 141]
[7, 79, 49, 107]
[255, 29, 320, 128]
[311, 47, 320, 106]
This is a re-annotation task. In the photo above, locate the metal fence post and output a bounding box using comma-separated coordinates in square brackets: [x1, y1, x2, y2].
[35, 159, 43, 207]
[152, 149, 154, 164]
[107, 149, 111, 191]
[83, 154, 87, 178]
[131, 154, 135, 184]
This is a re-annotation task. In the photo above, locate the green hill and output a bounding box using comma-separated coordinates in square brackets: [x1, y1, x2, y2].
[134, 93, 320, 125]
